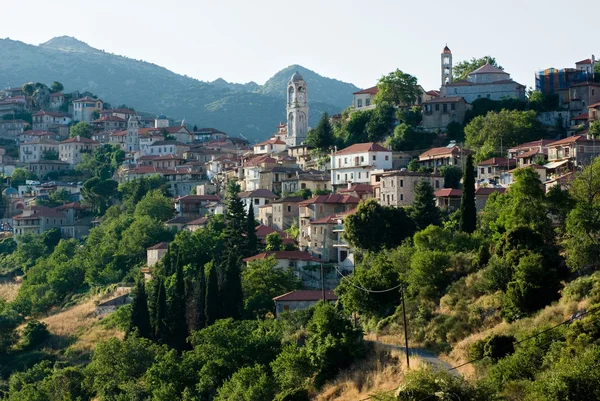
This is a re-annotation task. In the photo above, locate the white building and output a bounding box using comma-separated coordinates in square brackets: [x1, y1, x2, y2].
[72, 97, 104, 122]
[19, 139, 59, 163]
[352, 87, 378, 112]
[125, 116, 140, 152]
[155, 114, 169, 128]
[254, 138, 287, 155]
[330, 142, 392, 191]
[147, 140, 190, 156]
[439, 46, 526, 103]
[286, 72, 308, 147]
[59, 136, 100, 166]
[239, 189, 278, 217]
[32, 111, 71, 131]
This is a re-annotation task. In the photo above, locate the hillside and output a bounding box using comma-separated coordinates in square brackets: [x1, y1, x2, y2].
[0, 37, 360, 141]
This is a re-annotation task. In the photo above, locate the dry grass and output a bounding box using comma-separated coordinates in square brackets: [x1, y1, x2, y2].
[313, 342, 425, 401]
[0, 277, 22, 302]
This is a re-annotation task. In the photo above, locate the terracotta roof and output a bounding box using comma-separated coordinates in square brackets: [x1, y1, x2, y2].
[334, 142, 389, 155]
[419, 145, 464, 159]
[508, 139, 557, 150]
[469, 63, 507, 75]
[442, 45, 451, 54]
[576, 58, 594, 64]
[245, 154, 277, 167]
[548, 135, 594, 147]
[299, 194, 360, 206]
[61, 136, 98, 144]
[21, 138, 59, 145]
[166, 216, 194, 224]
[570, 81, 600, 88]
[572, 113, 589, 121]
[93, 116, 126, 122]
[434, 188, 463, 198]
[73, 96, 102, 102]
[338, 183, 375, 195]
[516, 149, 541, 159]
[150, 140, 189, 147]
[255, 138, 286, 146]
[55, 202, 84, 210]
[477, 157, 516, 166]
[588, 102, 600, 109]
[422, 96, 465, 104]
[273, 290, 338, 302]
[475, 187, 507, 196]
[310, 214, 338, 225]
[127, 166, 173, 175]
[33, 110, 68, 118]
[353, 86, 378, 95]
[147, 242, 169, 250]
[187, 217, 208, 225]
[243, 251, 323, 263]
[425, 90, 440, 97]
[272, 196, 305, 203]
[153, 154, 185, 161]
[239, 189, 278, 199]
[177, 195, 221, 202]
[14, 207, 65, 219]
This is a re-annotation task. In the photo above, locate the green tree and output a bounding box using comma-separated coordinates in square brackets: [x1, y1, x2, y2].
[242, 256, 301, 318]
[128, 278, 152, 339]
[265, 232, 283, 251]
[77, 143, 125, 179]
[10, 167, 37, 188]
[439, 165, 462, 189]
[22, 82, 34, 96]
[246, 204, 258, 257]
[214, 364, 274, 401]
[343, 199, 415, 251]
[306, 112, 335, 151]
[446, 121, 465, 142]
[569, 156, 600, 206]
[134, 189, 174, 222]
[154, 278, 168, 344]
[563, 203, 600, 272]
[386, 123, 436, 151]
[408, 250, 452, 299]
[0, 301, 21, 354]
[81, 177, 118, 215]
[205, 261, 220, 326]
[408, 181, 441, 230]
[459, 155, 476, 233]
[168, 263, 188, 351]
[69, 121, 93, 138]
[375, 69, 421, 106]
[270, 345, 314, 391]
[20, 320, 49, 349]
[50, 81, 64, 93]
[453, 56, 503, 81]
[365, 102, 396, 142]
[397, 105, 423, 127]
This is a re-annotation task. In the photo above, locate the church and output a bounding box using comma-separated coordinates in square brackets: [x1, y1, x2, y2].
[285, 71, 309, 147]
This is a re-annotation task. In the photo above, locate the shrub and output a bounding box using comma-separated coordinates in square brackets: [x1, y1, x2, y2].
[20, 320, 49, 349]
[274, 388, 310, 401]
[483, 334, 516, 360]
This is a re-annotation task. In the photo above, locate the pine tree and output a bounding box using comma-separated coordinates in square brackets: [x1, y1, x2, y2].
[127, 278, 151, 339]
[154, 279, 168, 344]
[224, 181, 247, 250]
[459, 155, 477, 233]
[220, 251, 244, 319]
[193, 268, 206, 331]
[246, 203, 258, 257]
[205, 261, 220, 326]
[409, 180, 441, 230]
[168, 262, 188, 351]
[306, 112, 334, 151]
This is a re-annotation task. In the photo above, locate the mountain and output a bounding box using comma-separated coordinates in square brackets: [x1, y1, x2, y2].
[0, 37, 360, 142]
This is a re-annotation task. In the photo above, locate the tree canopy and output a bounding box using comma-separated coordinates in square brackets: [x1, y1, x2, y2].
[375, 69, 421, 106]
[453, 56, 503, 81]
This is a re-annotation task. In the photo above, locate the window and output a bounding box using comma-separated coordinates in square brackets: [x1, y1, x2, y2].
[391, 180, 394, 187]
[365, 98, 371, 106]
[344, 173, 348, 182]
[337, 174, 340, 180]
[360, 156, 364, 162]
[486, 94, 491, 99]
[451, 103, 456, 111]
[435, 180, 440, 189]
[287, 205, 291, 212]
[481, 168, 485, 174]
[385, 155, 389, 161]
[372, 155, 376, 161]
[358, 172, 361, 179]
[344, 157, 347, 164]
[477, 94, 481, 99]
[350, 173, 354, 180]
[400, 179, 404, 187]
[254, 199, 260, 205]
[580, 146, 585, 154]
[443, 104, 448, 113]
[400, 194, 404, 201]
[283, 305, 290, 311]
[435, 104, 440, 111]
[488, 167, 492, 174]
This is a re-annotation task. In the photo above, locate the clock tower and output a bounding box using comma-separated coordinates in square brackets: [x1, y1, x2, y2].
[286, 71, 308, 147]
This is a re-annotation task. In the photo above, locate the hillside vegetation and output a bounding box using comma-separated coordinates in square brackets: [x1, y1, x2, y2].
[0, 36, 359, 141]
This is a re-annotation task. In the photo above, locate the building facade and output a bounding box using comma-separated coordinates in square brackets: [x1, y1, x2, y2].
[286, 72, 309, 147]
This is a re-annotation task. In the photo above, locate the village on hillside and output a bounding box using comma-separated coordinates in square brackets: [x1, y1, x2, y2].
[0, 46, 599, 308]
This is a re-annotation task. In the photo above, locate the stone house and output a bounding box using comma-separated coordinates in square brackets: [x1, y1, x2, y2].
[508, 139, 557, 167]
[253, 138, 287, 155]
[547, 134, 598, 166]
[239, 189, 278, 217]
[174, 194, 221, 217]
[147, 140, 191, 156]
[22, 160, 71, 176]
[19, 138, 59, 163]
[281, 169, 331, 194]
[475, 187, 506, 211]
[418, 143, 471, 170]
[49, 92, 64, 110]
[73, 96, 103, 122]
[421, 96, 469, 131]
[568, 82, 600, 120]
[434, 188, 462, 211]
[352, 86, 378, 112]
[330, 142, 392, 191]
[59, 136, 100, 167]
[271, 196, 304, 231]
[307, 214, 339, 262]
[259, 204, 273, 227]
[259, 166, 302, 194]
[337, 183, 374, 200]
[0, 119, 27, 141]
[32, 111, 71, 131]
[12, 206, 67, 236]
[92, 115, 127, 132]
[273, 290, 338, 317]
[242, 155, 278, 191]
[378, 170, 443, 207]
[287, 144, 313, 170]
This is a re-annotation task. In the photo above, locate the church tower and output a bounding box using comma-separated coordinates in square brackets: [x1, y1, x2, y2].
[126, 115, 140, 152]
[286, 71, 308, 147]
[442, 45, 453, 86]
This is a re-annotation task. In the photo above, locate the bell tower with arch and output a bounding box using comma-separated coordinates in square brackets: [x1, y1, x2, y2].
[286, 71, 308, 147]
[442, 45, 453, 86]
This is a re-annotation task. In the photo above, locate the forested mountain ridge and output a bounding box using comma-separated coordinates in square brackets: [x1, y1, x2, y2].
[0, 36, 359, 141]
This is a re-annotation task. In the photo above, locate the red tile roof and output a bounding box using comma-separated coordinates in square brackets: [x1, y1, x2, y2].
[61, 136, 98, 144]
[177, 195, 221, 202]
[508, 139, 557, 150]
[425, 90, 440, 97]
[310, 214, 338, 225]
[548, 135, 594, 147]
[477, 157, 516, 166]
[147, 242, 169, 250]
[33, 110, 68, 118]
[422, 96, 465, 104]
[434, 188, 463, 198]
[245, 154, 277, 167]
[576, 58, 594, 65]
[273, 290, 337, 302]
[470, 63, 507, 75]
[353, 86, 378, 95]
[55, 202, 84, 210]
[187, 217, 208, 225]
[239, 189, 278, 199]
[255, 138, 286, 146]
[73, 96, 102, 102]
[516, 149, 541, 159]
[337, 183, 375, 195]
[243, 251, 323, 263]
[419, 145, 465, 159]
[589, 102, 600, 109]
[334, 142, 389, 155]
[572, 113, 589, 121]
[299, 194, 360, 206]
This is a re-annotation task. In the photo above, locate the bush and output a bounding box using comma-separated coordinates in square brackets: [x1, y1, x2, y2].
[214, 364, 274, 401]
[20, 320, 49, 349]
[483, 334, 516, 361]
[274, 388, 310, 401]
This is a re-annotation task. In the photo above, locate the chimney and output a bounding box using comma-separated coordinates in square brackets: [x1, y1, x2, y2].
[347, 181, 352, 190]
[77, 135, 80, 141]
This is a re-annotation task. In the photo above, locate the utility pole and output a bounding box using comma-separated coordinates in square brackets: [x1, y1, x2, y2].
[401, 288, 410, 369]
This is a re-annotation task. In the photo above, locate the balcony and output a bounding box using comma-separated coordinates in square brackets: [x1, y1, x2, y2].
[332, 224, 344, 232]
[332, 241, 349, 248]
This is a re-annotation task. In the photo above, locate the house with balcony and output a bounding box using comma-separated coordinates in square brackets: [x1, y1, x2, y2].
[378, 170, 443, 207]
[19, 139, 59, 163]
[242, 154, 278, 191]
[73, 96, 104, 122]
[174, 194, 221, 217]
[12, 206, 67, 236]
[547, 134, 598, 167]
[477, 157, 517, 182]
[330, 142, 392, 192]
[147, 140, 191, 157]
[508, 139, 557, 167]
[298, 194, 359, 251]
[417, 143, 471, 170]
[253, 138, 287, 155]
[92, 115, 127, 132]
[281, 169, 331, 194]
[59, 136, 100, 167]
[32, 111, 71, 131]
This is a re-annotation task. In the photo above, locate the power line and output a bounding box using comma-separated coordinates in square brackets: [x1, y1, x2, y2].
[357, 304, 600, 401]
[333, 264, 403, 293]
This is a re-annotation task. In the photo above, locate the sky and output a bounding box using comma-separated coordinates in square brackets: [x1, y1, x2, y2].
[1, 0, 598, 92]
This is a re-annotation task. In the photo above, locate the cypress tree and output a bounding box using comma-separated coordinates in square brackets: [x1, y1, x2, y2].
[205, 261, 220, 326]
[224, 180, 247, 250]
[154, 279, 168, 344]
[127, 278, 151, 339]
[306, 112, 334, 151]
[246, 202, 258, 257]
[459, 154, 477, 233]
[168, 262, 188, 351]
[193, 267, 206, 331]
[220, 252, 243, 319]
[409, 180, 441, 230]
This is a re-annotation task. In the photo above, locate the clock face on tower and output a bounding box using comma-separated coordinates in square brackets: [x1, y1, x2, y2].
[297, 93, 304, 102]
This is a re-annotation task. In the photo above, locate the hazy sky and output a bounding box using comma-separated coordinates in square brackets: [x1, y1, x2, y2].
[1, 0, 598, 92]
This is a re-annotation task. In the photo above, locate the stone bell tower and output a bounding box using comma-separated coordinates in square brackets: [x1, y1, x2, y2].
[286, 71, 308, 147]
